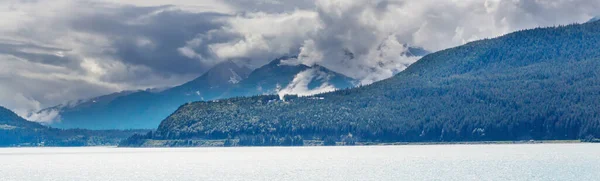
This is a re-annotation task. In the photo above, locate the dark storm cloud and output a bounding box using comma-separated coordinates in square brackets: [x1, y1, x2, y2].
[0, 1, 238, 120]
[0, 42, 73, 67]
[68, 5, 231, 76]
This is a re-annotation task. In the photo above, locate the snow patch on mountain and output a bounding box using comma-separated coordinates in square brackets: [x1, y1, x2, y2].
[228, 68, 242, 84]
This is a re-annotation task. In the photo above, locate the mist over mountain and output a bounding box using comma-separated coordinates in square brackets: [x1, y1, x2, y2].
[122, 21, 600, 147]
[587, 16, 600, 23]
[0, 106, 46, 130]
[41, 57, 357, 130]
[222, 56, 357, 98]
[0, 106, 143, 147]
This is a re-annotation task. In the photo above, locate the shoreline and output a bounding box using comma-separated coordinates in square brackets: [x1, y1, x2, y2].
[1, 139, 593, 148]
[117, 139, 590, 148]
[357, 139, 584, 146]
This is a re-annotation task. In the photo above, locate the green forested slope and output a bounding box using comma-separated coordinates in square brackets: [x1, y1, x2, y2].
[122, 21, 600, 147]
[0, 106, 146, 147]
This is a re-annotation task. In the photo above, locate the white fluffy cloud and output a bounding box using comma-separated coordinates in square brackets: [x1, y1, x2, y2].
[278, 68, 337, 100]
[179, 10, 321, 68]
[1, 0, 599, 120]
[293, 0, 600, 84]
[209, 0, 600, 84]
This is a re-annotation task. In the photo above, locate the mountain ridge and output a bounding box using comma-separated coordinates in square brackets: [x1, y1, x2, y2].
[0, 106, 46, 129]
[121, 21, 600, 147]
[0, 106, 145, 147]
[42, 58, 357, 129]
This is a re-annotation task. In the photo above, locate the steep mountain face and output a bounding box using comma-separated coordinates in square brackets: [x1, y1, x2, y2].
[164, 60, 252, 101]
[43, 90, 140, 112]
[45, 60, 252, 130]
[0, 106, 143, 147]
[223, 57, 355, 97]
[45, 58, 356, 130]
[128, 21, 600, 147]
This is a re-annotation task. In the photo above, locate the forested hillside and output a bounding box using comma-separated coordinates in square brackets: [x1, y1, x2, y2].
[0, 106, 146, 147]
[121, 21, 600, 147]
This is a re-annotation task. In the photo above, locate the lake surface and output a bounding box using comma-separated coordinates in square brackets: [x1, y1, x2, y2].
[0, 143, 599, 181]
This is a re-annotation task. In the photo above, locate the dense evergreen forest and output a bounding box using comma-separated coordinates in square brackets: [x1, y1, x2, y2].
[121, 21, 600, 147]
[0, 106, 147, 147]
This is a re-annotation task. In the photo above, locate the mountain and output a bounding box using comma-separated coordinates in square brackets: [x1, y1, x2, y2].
[222, 56, 355, 97]
[587, 16, 600, 23]
[43, 60, 251, 129]
[0, 106, 144, 147]
[0, 106, 46, 130]
[162, 60, 252, 101]
[40, 90, 140, 117]
[121, 21, 600, 147]
[44, 59, 356, 130]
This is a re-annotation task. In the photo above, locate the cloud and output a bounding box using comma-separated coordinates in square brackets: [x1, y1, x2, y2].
[0, 1, 234, 119]
[0, 54, 120, 120]
[66, 4, 231, 76]
[0, 92, 44, 120]
[287, 0, 600, 84]
[223, 0, 315, 13]
[1, 0, 599, 122]
[26, 109, 61, 125]
[210, 0, 600, 85]
[278, 68, 337, 100]
[180, 9, 320, 68]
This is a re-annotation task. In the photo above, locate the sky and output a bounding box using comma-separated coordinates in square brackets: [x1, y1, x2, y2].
[0, 0, 599, 119]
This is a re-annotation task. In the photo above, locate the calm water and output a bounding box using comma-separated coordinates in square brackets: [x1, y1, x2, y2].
[0, 143, 599, 181]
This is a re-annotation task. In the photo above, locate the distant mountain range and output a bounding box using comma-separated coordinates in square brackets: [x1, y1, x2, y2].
[0, 106, 144, 147]
[121, 21, 600, 147]
[41, 57, 358, 129]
